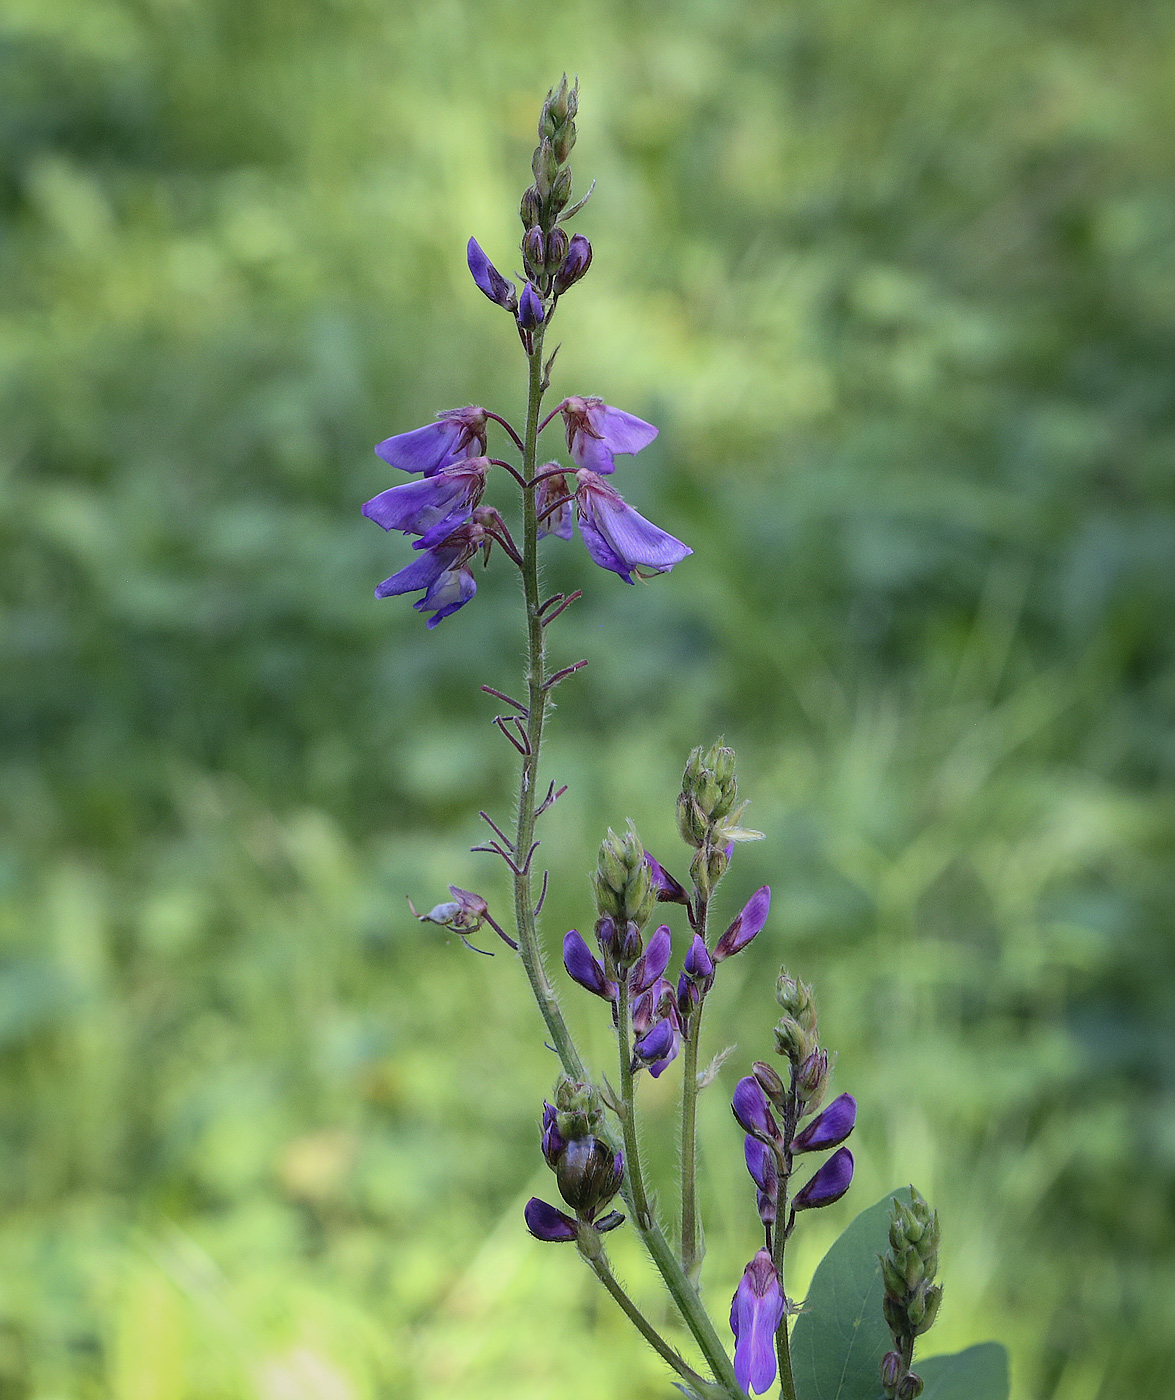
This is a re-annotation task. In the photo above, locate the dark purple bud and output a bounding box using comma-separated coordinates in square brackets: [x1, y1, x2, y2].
[792, 1147, 854, 1211]
[522, 226, 545, 277]
[677, 969, 700, 1018]
[594, 916, 619, 959]
[898, 1375, 924, 1400]
[467, 237, 518, 311]
[713, 885, 771, 962]
[520, 185, 542, 229]
[540, 1102, 566, 1166]
[544, 226, 569, 272]
[555, 1136, 623, 1216]
[619, 919, 644, 966]
[796, 1047, 830, 1107]
[793, 1094, 857, 1153]
[881, 1352, 903, 1394]
[517, 282, 545, 329]
[524, 1197, 577, 1241]
[563, 931, 616, 1000]
[554, 233, 592, 293]
[684, 933, 715, 990]
[752, 1060, 787, 1108]
[732, 1076, 780, 1143]
[730, 1249, 785, 1395]
[644, 851, 689, 905]
[744, 1135, 778, 1207]
[629, 925, 671, 995]
[594, 1210, 625, 1233]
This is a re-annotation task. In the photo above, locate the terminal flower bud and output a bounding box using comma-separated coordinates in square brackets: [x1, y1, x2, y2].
[792, 1146, 854, 1210]
[467, 237, 518, 311]
[713, 886, 771, 961]
[553, 233, 592, 292]
[593, 826, 655, 932]
[517, 281, 545, 330]
[730, 1250, 785, 1395]
[792, 1093, 857, 1153]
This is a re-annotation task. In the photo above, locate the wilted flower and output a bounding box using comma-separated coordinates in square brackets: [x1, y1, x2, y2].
[408, 883, 516, 950]
[374, 406, 488, 477]
[574, 470, 691, 584]
[560, 396, 658, 474]
[467, 237, 518, 311]
[535, 466, 573, 540]
[730, 1250, 786, 1395]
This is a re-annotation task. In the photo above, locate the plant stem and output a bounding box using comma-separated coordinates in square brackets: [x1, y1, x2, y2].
[578, 1237, 709, 1391]
[772, 1078, 800, 1400]
[680, 896, 708, 1283]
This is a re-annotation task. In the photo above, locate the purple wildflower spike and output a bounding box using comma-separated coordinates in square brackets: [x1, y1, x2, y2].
[563, 930, 617, 1000]
[517, 281, 545, 330]
[644, 851, 689, 905]
[792, 1093, 857, 1153]
[363, 457, 489, 542]
[629, 925, 671, 995]
[553, 233, 592, 294]
[535, 466, 573, 540]
[560, 395, 658, 475]
[792, 1146, 854, 1210]
[713, 885, 771, 962]
[730, 1249, 786, 1395]
[524, 1197, 578, 1241]
[732, 1076, 780, 1143]
[467, 237, 518, 311]
[374, 406, 488, 477]
[743, 1136, 778, 1224]
[574, 470, 692, 584]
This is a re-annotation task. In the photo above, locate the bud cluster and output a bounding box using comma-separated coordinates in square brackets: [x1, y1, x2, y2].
[518, 76, 592, 303]
[676, 742, 762, 898]
[773, 970, 830, 1112]
[593, 825, 655, 940]
[879, 1189, 944, 1399]
[525, 1079, 625, 1245]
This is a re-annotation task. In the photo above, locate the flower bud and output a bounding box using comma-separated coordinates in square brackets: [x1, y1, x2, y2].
[751, 1061, 787, 1108]
[880, 1352, 902, 1395]
[552, 120, 576, 163]
[898, 1374, 923, 1400]
[795, 1048, 831, 1109]
[555, 1136, 622, 1216]
[916, 1284, 943, 1336]
[533, 139, 558, 197]
[776, 972, 816, 1027]
[773, 1016, 816, 1065]
[550, 166, 573, 212]
[522, 225, 545, 278]
[553, 1077, 604, 1139]
[517, 281, 545, 330]
[553, 233, 592, 293]
[593, 827, 655, 934]
[520, 185, 542, 229]
[544, 226, 569, 273]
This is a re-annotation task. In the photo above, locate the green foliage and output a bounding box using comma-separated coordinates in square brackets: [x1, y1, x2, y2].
[792, 1191, 1008, 1400]
[1, 0, 1173, 1398]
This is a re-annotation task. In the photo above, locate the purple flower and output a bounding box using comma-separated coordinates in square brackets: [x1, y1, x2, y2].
[574, 469, 692, 584]
[540, 1102, 565, 1166]
[792, 1094, 857, 1154]
[524, 1197, 577, 1242]
[744, 1136, 778, 1224]
[363, 457, 489, 545]
[629, 925, 671, 995]
[792, 1146, 854, 1210]
[560, 395, 658, 475]
[684, 933, 715, 989]
[732, 1076, 780, 1143]
[632, 1015, 682, 1078]
[713, 886, 771, 962]
[374, 406, 488, 477]
[535, 467, 574, 541]
[644, 851, 689, 905]
[730, 1249, 786, 1395]
[467, 237, 518, 311]
[372, 534, 479, 628]
[632, 976, 676, 1034]
[517, 281, 545, 330]
[563, 930, 617, 1000]
[553, 233, 592, 294]
[677, 969, 700, 1018]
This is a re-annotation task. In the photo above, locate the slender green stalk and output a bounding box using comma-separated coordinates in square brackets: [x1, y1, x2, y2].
[680, 895, 709, 1282]
[772, 1086, 799, 1400]
[578, 1237, 709, 1391]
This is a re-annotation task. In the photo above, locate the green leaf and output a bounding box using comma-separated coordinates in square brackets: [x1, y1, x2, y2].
[790, 1188, 916, 1400]
[920, 1343, 1009, 1400]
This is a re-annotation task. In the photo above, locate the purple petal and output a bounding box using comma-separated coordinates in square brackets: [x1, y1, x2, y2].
[524, 1197, 577, 1242]
[553, 233, 592, 293]
[595, 404, 658, 456]
[363, 460, 487, 538]
[730, 1250, 785, 1395]
[577, 472, 691, 573]
[577, 513, 635, 582]
[415, 566, 476, 628]
[541, 1103, 565, 1165]
[467, 237, 517, 310]
[375, 421, 464, 477]
[685, 933, 715, 983]
[629, 926, 671, 995]
[793, 1094, 857, 1154]
[792, 1147, 854, 1210]
[732, 1076, 779, 1142]
[517, 281, 545, 329]
[634, 1017, 675, 1064]
[563, 930, 615, 999]
[744, 1136, 777, 1196]
[714, 886, 772, 961]
[374, 544, 459, 599]
[644, 851, 689, 905]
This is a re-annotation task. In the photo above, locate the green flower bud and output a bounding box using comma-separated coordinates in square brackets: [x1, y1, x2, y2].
[676, 793, 708, 848]
[593, 826, 655, 930]
[550, 166, 573, 212]
[775, 972, 817, 1029]
[553, 1077, 604, 1138]
[520, 185, 542, 229]
[916, 1285, 943, 1336]
[773, 1016, 816, 1065]
[881, 1254, 907, 1297]
[533, 140, 558, 197]
[898, 1374, 923, 1400]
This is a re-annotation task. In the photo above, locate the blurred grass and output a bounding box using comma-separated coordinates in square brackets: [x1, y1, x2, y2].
[1, 0, 1174, 1397]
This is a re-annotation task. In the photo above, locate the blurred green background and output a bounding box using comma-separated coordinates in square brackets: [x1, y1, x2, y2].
[2, 0, 1173, 1397]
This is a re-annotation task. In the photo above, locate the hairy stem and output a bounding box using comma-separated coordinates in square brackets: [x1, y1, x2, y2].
[772, 1075, 800, 1400]
[680, 896, 709, 1283]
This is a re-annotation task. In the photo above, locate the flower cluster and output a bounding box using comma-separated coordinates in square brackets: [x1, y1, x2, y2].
[525, 1080, 625, 1242]
[879, 1189, 944, 1400]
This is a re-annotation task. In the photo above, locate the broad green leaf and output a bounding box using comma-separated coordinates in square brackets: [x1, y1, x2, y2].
[920, 1343, 1009, 1400]
[790, 1188, 916, 1400]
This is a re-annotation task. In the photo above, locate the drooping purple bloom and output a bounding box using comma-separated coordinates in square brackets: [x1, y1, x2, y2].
[730, 1249, 786, 1395]
[743, 1136, 778, 1224]
[373, 535, 479, 629]
[732, 1076, 780, 1143]
[792, 1094, 857, 1154]
[553, 233, 592, 294]
[535, 466, 573, 540]
[517, 281, 545, 330]
[467, 237, 518, 311]
[644, 851, 689, 905]
[363, 457, 489, 543]
[524, 1197, 577, 1241]
[563, 930, 617, 1000]
[713, 885, 771, 962]
[792, 1146, 854, 1210]
[629, 925, 671, 995]
[560, 395, 658, 475]
[374, 406, 488, 477]
[574, 469, 692, 584]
